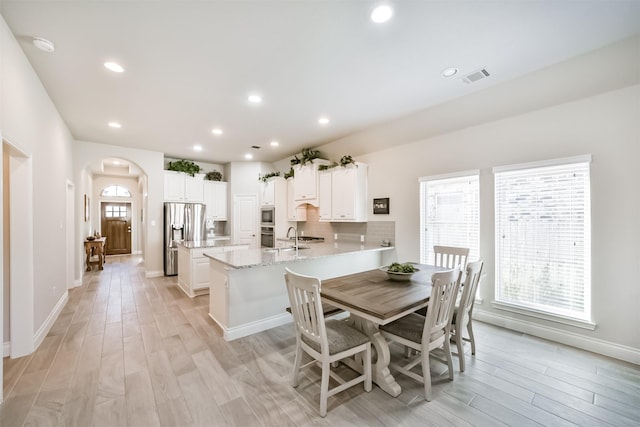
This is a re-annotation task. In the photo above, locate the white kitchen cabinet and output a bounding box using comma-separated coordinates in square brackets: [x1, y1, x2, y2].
[261, 178, 276, 206]
[164, 171, 204, 202]
[177, 243, 248, 298]
[318, 171, 332, 220]
[319, 163, 368, 222]
[203, 181, 228, 220]
[287, 178, 307, 221]
[292, 161, 329, 204]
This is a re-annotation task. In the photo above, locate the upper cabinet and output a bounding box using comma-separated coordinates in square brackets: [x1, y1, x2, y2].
[318, 163, 368, 222]
[164, 171, 204, 202]
[287, 178, 307, 221]
[261, 178, 276, 206]
[293, 160, 329, 206]
[203, 181, 228, 220]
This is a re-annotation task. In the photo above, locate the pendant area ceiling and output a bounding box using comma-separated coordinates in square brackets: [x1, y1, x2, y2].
[1, 1, 639, 163]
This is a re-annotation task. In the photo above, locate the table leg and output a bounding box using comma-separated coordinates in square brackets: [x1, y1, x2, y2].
[347, 316, 402, 397]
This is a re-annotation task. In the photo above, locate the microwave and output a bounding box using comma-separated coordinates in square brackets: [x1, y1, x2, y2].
[261, 207, 275, 226]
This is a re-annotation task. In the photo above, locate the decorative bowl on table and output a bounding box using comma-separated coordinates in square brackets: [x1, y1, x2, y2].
[380, 262, 419, 281]
[86, 236, 96, 241]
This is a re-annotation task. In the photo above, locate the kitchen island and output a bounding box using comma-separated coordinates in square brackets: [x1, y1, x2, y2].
[177, 238, 249, 298]
[205, 242, 397, 341]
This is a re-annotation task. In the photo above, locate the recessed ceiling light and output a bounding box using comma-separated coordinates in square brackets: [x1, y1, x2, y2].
[212, 128, 223, 135]
[104, 62, 125, 73]
[270, 140, 279, 147]
[193, 145, 203, 152]
[108, 122, 122, 128]
[441, 67, 459, 77]
[248, 94, 262, 104]
[370, 4, 394, 23]
[32, 36, 55, 52]
[113, 160, 121, 166]
[318, 117, 330, 125]
[244, 153, 253, 160]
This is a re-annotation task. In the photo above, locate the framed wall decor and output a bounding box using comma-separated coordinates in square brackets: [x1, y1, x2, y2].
[373, 197, 389, 214]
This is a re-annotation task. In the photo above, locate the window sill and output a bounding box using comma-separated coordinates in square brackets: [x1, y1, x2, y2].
[491, 301, 596, 331]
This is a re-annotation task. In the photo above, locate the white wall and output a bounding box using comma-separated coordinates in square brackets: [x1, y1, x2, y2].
[345, 85, 640, 358]
[0, 14, 75, 351]
[74, 140, 164, 277]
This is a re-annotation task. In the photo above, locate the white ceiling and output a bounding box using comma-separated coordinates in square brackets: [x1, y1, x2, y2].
[2, 1, 639, 165]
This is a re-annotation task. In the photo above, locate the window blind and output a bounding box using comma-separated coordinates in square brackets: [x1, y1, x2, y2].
[420, 173, 479, 265]
[494, 159, 591, 321]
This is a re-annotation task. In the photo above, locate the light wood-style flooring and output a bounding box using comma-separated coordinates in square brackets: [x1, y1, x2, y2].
[2, 255, 639, 426]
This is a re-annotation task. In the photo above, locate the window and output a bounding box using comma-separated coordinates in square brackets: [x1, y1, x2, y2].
[419, 171, 480, 264]
[101, 185, 131, 197]
[494, 156, 591, 322]
[105, 205, 127, 218]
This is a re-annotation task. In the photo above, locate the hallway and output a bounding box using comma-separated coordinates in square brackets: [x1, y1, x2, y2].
[1, 256, 639, 426]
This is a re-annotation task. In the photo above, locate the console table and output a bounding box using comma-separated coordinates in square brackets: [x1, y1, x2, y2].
[84, 237, 106, 271]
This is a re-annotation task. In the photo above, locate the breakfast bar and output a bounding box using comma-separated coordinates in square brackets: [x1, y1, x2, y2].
[204, 242, 397, 341]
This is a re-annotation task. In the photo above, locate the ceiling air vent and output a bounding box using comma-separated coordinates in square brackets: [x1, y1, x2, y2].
[462, 68, 490, 84]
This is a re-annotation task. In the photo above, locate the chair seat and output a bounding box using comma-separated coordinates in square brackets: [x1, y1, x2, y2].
[380, 313, 445, 344]
[303, 319, 369, 355]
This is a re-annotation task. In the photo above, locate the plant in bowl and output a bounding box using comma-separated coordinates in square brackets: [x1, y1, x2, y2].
[380, 262, 419, 281]
[167, 159, 201, 177]
[205, 171, 223, 181]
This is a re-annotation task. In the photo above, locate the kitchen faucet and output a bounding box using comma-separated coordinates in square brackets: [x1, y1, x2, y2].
[287, 226, 298, 251]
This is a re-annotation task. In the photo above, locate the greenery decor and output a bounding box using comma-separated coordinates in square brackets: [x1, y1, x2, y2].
[318, 162, 338, 171]
[290, 147, 324, 166]
[167, 159, 201, 176]
[205, 171, 223, 181]
[284, 167, 295, 179]
[259, 171, 280, 182]
[339, 155, 355, 167]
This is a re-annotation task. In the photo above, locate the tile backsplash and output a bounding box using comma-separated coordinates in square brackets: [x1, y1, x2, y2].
[297, 206, 395, 246]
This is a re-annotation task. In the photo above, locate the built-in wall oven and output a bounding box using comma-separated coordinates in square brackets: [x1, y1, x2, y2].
[261, 226, 275, 248]
[261, 207, 275, 227]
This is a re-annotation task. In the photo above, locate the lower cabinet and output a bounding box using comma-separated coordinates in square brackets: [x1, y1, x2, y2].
[177, 244, 248, 298]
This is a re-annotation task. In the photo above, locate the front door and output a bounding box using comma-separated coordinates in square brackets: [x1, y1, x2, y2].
[101, 202, 132, 255]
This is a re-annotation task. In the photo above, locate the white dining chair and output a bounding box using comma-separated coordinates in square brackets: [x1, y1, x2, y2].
[284, 268, 372, 417]
[379, 268, 461, 401]
[450, 260, 483, 372]
[434, 245, 470, 270]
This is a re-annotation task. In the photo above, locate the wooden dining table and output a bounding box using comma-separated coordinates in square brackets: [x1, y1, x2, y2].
[321, 263, 445, 397]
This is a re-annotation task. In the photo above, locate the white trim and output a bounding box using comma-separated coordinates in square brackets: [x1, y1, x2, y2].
[33, 291, 69, 350]
[492, 301, 596, 330]
[419, 169, 480, 182]
[72, 279, 82, 288]
[209, 312, 292, 341]
[474, 310, 639, 365]
[3, 342, 10, 357]
[492, 154, 592, 173]
[145, 270, 164, 278]
[133, 250, 142, 255]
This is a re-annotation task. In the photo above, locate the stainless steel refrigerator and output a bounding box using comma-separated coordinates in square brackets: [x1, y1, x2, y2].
[164, 202, 206, 276]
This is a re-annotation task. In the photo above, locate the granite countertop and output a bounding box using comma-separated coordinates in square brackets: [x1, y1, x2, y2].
[179, 238, 239, 250]
[204, 242, 395, 269]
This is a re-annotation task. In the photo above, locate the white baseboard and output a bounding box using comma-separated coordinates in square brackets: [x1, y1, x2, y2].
[208, 312, 292, 341]
[33, 291, 69, 350]
[133, 250, 142, 255]
[69, 278, 82, 289]
[3, 341, 9, 357]
[145, 270, 164, 278]
[475, 309, 640, 365]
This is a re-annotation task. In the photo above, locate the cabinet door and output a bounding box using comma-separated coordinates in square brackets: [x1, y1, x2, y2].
[192, 257, 210, 291]
[164, 171, 185, 201]
[184, 174, 204, 202]
[287, 178, 307, 221]
[204, 181, 228, 220]
[262, 179, 275, 206]
[318, 171, 332, 220]
[293, 165, 317, 201]
[332, 168, 357, 220]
